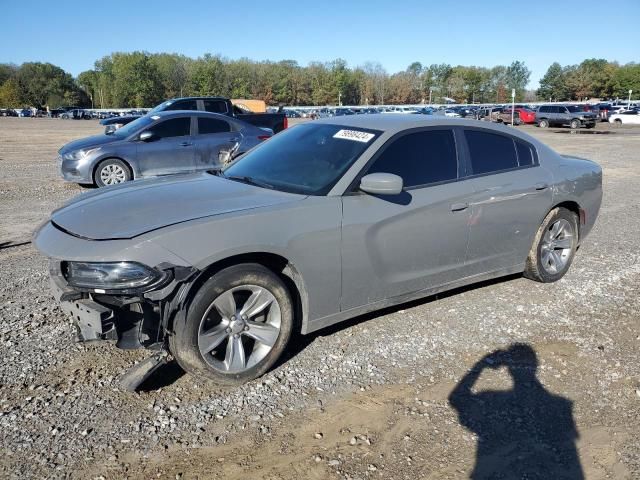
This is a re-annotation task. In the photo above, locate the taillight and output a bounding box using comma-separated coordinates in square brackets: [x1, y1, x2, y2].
[283, 116, 288, 129]
[258, 135, 270, 141]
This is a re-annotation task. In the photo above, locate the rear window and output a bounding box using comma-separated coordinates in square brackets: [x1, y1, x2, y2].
[465, 130, 518, 174]
[367, 130, 458, 187]
[198, 117, 231, 134]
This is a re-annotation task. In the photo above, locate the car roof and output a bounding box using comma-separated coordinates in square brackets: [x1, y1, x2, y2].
[313, 113, 501, 133]
[149, 110, 231, 119]
[312, 113, 544, 147]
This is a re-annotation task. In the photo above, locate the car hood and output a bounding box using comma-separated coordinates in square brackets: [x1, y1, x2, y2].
[59, 134, 122, 155]
[50, 173, 304, 240]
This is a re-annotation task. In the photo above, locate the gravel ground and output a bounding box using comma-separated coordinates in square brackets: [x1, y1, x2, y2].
[0, 118, 639, 479]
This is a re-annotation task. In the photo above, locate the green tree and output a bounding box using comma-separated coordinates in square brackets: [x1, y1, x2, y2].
[505, 61, 531, 101]
[611, 63, 640, 99]
[0, 77, 22, 107]
[537, 62, 568, 101]
[15, 62, 79, 108]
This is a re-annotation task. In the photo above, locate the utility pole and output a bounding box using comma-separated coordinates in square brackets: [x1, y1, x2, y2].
[338, 91, 342, 106]
[428, 87, 433, 105]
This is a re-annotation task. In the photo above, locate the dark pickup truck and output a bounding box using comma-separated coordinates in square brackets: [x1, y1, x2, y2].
[101, 97, 287, 135]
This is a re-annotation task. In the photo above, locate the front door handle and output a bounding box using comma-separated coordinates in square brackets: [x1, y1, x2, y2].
[180, 141, 192, 147]
[450, 202, 469, 212]
[534, 182, 549, 191]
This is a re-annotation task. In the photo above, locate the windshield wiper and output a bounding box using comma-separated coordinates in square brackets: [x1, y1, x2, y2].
[224, 174, 276, 190]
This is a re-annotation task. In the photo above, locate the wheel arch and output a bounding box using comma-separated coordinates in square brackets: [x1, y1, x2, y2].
[547, 200, 582, 239]
[175, 252, 308, 335]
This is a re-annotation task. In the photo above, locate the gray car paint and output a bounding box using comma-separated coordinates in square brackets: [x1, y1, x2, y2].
[36, 115, 602, 335]
[57, 111, 268, 184]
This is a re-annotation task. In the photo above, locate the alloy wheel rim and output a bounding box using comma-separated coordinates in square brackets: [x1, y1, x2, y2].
[197, 285, 281, 374]
[100, 164, 126, 185]
[540, 218, 573, 274]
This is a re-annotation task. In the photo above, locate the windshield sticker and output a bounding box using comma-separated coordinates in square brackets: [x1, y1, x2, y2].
[333, 129, 375, 143]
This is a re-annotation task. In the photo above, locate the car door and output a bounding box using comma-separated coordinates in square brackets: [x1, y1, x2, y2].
[136, 116, 195, 177]
[460, 128, 553, 275]
[192, 116, 241, 170]
[340, 128, 473, 311]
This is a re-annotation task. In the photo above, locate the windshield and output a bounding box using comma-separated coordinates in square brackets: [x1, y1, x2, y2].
[112, 115, 155, 137]
[222, 123, 381, 195]
[566, 105, 584, 113]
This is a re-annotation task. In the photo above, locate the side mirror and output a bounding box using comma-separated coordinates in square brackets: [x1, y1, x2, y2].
[359, 173, 403, 196]
[139, 131, 154, 142]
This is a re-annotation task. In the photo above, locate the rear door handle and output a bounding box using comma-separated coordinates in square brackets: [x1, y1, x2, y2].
[180, 141, 192, 147]
[534, 182, 549, 191]
[450, 202, 469, 212]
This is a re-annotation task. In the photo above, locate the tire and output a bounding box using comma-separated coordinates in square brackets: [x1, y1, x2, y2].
[170, 263, 294, 385]
[524, 207, 579, 283]
[614, 119, 622, 125]
[94, 158, 132, 187]
[570, 119, 580, 129]
[538, 119, 549, 128]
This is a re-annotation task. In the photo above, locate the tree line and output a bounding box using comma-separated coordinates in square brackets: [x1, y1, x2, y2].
[0, 52, 638, 109]
[537, 59, 640, 102]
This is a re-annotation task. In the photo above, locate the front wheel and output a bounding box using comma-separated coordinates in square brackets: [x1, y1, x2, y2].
[94, 158, 132, 187]
[524, 207, 579, 283]
[170, 264, 294, 385]
[538, 119, 549, 128]
[570, 119, 580, 129]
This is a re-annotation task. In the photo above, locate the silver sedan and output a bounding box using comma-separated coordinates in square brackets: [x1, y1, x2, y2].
[35, 115, 602, 387]
[57, 111, 272, 187]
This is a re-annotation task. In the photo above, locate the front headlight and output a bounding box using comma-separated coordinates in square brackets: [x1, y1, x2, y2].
[62, 261, 167, 292]
[64, 147, 101, 161]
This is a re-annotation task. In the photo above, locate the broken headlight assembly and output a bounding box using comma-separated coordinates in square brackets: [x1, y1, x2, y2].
[61, 261, 169, 293]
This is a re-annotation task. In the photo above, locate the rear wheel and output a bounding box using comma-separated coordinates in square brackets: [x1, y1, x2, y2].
[94, 158, 132, 187]
[538, 119, 549, 128]
[170, 264, 294, 385]
[614, 119, 622, 126]
[524, 207, 578, 283]
[570, 119, 580, 129]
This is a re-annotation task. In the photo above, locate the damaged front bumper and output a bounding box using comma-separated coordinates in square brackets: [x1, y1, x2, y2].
[49, 261, 196, 350]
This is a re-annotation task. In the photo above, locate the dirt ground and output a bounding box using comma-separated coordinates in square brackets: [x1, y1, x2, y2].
[0, 117, 639, 479]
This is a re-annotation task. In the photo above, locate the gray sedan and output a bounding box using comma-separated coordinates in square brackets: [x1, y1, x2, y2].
[34, 115, 602, 386]
[57, 111, 272, 187]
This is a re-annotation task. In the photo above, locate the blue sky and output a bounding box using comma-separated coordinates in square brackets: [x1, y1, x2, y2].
[2, 0, 639, 88]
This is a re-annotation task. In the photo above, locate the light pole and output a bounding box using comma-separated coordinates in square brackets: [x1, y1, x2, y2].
[629, 90, 633, 110]
[428, 87, 433, 105]
[338, 91, 342, 107]
[511, 88, 516, 126]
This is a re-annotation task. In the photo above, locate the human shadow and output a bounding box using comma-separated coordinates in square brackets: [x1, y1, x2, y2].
[448, 343, 584, 479]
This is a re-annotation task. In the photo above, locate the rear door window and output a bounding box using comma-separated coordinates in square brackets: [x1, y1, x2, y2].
[465, 130, 519, 174]
[515, 141, 535, 166]
[204, 100, 228, 114]
[198, 117, 232, 134]
[150, 117, 191, 138]
[367, 129, 458, 187]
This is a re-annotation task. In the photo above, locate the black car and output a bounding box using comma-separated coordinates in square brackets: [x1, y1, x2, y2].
[101, 97, 287, 135]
